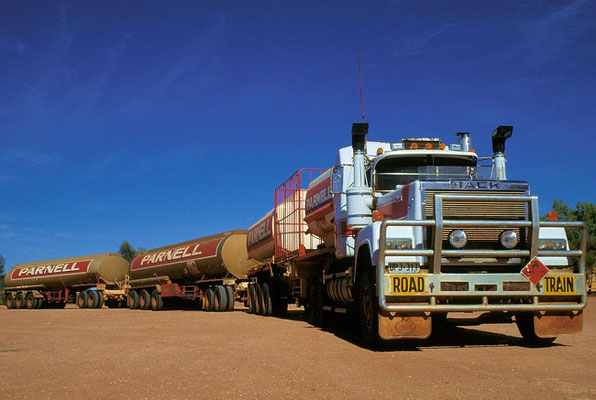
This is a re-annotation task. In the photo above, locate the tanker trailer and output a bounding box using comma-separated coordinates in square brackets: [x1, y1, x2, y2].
[2, 253, 129, 309]
[126, 230, 254, 311]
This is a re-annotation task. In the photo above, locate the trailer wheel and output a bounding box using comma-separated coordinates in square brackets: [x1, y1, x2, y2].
[203, 288, 215, 311]
[225, 285, 235, 311]
[34, 297, 43, 309]
[255, 284, 263, 315]
[214, 285, 228, 312]
[87, 290, 99, 308]
[261, 283, 273, 316]
[139, 289, 151, 310]
[25, 292, 36, 309]
[15, 292, 25, 309]
[248, 284, 257, 313]
[150, 290, 163, 311]
[5, 293, 15, 309]
[515, 312, 556, 347]
[271, 283, 288, 317]
[127, 291, 140, 309]
[357, 264, 381, 348]
[77, 291, 88, 308]
[96, 292, 104, 308]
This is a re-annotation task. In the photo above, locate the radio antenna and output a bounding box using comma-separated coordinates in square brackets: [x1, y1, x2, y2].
[357, 45, 366, 123]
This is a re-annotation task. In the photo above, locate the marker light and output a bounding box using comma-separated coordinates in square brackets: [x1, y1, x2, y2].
[373, 209, 384, 221]
[440, 143, 446, 150]
[449, 230, 467, 248]
[499, 230, 518, 249]
[547, 211, 559, 221]
[411, 142, 419, 150]
[377, 147, 384, 155]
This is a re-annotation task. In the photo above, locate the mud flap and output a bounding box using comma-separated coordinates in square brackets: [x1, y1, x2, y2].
[534, 311, 583, 338]
[378, 312, 432, 340]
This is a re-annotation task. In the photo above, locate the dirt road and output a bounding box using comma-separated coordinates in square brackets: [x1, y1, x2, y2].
[1, 299, 594, 399]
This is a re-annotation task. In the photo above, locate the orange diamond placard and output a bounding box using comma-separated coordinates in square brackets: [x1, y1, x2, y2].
[521, 257, 550, 286]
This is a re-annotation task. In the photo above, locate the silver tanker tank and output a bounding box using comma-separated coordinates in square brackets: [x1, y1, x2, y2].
[5, 253, 129, 290]
[129, 230, 253, 281]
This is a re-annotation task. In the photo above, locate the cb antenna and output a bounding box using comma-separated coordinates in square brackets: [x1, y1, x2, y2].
[357, 45, 366, 123]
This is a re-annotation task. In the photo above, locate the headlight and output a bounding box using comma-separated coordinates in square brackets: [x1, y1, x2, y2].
[448, 230, 467, 248]
[538, 239, 567, 250]
[499, 230, 518, 249]
[385, 238, 412, 250]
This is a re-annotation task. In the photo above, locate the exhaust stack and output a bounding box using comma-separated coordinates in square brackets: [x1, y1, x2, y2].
[346, 122, 372, 230]
[490, 125, 513, 180]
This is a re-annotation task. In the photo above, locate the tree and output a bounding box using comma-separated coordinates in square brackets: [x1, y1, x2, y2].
[119, 241, 137, 263]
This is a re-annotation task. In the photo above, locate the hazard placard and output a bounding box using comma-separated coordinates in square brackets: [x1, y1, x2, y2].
[521, 257, 550, 286]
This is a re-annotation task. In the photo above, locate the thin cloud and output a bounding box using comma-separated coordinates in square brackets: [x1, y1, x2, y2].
[396, 23, 456, 57]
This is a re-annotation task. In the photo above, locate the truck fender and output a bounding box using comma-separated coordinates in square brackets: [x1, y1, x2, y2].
[353, 223, 381, 285]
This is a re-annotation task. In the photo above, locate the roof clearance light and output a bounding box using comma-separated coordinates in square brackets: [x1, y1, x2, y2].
[411, 142, 419, 150]
[425, 142, 432, 149]
[547, 211, 559, 221]
[440, 143, 446, 150]
[377, 147, 384, 155]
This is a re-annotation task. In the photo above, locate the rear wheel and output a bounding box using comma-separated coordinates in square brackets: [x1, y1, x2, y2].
[150, 290, 164, 311]
[261, 283, 273, 316]
[25, 292, 36, 309]
[203, 288, 215, 311]
[96, 292, 104, 308]
[139, 290, 151, 310]
[515, 312, 556, 346]
[34, 298, 43, 309]
[15, 293, 25, 309]
[305, 278, 324, 326]
[357, 264, 381, 348]
[272, 282, 288, 317]
[5, 293, 15, 309]
[77, 291, 88, 308]
[87, 291, 99, 308]
[214, 285, 228, 312]
[225, 285, 235, 311]
[255, 284, 263, 315]
[248, 284, 257, 313]
[127, 291, 140, 309]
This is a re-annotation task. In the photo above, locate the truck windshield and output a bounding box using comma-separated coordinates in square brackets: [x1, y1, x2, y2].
[374, 155, 477, 190]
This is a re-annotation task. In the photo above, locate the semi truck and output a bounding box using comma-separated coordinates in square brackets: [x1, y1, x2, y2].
[246, 123, 588, 346]
[2, 253, 129, 309]
[125, 230, 254, 311]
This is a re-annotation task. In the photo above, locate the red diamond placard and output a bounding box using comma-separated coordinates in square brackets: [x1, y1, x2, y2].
[521, 257, 550, 286]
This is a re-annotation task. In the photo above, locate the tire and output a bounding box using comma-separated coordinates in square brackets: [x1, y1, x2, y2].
[248, 284, 257, 313]
[127, 290, 140, 309]
[139, 289, 151, 310]
[261, 282, 273, 316]
[14, 293, 25, 309]
[25, 292, 36, 309]
[34, 298, 43, 309]
[203, 288, 215, 311]
[87, 291, 99, 308]
[150, 290, 164, 311]
[214, 285, 228, 312]
[255, 284, 263, 315]
[305, 278, 324, 326]
[271, 282, 288, 317]
[77, 291, 88, 308]
[515, 312, 556, 346]
[225, 285, 235, 311]
[5, 293, 15, 309]
[357, 264, 381, 348]
[96, 292, 104, 308]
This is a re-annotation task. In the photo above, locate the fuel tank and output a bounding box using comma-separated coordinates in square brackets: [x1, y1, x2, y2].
[129, 230, 253, 282]
[247, 210, 275, 262]
[304, 169, 335, 246]
[4, 253, 129, 290]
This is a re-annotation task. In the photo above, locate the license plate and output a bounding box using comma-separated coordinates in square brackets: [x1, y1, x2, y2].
[391, 274, 426, 295]
[543, 274, 576, 295]
[386, 262, 420, 274]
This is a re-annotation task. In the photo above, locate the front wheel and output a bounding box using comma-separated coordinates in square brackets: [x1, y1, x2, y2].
[357, 266, 381, 348]
[515, 312, 556, 346]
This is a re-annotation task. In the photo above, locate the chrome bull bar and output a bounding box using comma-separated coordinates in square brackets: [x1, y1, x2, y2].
[377, 194, 588, 313]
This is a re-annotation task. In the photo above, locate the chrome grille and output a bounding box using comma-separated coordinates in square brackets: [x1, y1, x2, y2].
[425, 190, 527, 243]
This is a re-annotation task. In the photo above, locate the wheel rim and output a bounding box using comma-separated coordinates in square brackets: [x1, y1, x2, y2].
[362, 282, 373, 331]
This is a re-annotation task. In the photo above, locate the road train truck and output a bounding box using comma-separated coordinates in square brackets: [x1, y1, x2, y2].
[246, 123, 588, 345]
[125, 230, 254, 311]
[2, 253, 129, 309]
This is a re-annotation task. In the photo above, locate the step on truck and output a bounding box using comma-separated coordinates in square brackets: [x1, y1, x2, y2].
[246, 123, 588, 346]
[2, 253, 129, 309]
[125, 230, 255, 311]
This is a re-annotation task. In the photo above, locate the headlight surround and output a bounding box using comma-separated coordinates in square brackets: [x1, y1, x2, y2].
[385, 238, 412, 250]
[448, 230, 467, 248]
[499, 230, 519, 249]
[538, 239, 567, 250]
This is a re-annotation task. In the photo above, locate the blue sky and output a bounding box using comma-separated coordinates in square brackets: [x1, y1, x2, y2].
[1, 0, 595, 268]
